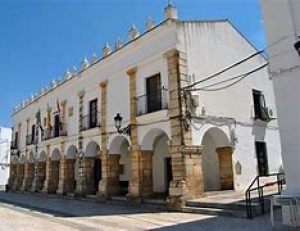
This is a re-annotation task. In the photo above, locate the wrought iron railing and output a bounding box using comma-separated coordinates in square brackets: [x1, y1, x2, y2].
[41, 123, 67, 141]
[136, 87, 168, 116]
[245, 172, 285, 219]
[26, 134, 36, 145]
[81, 112, 101, 131]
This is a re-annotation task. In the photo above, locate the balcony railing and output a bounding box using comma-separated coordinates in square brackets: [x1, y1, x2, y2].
[82, 112, 101, 131]
[41, 123, 67, 141]
[136, 87, 168, 116]
[26, 134, 36, 145]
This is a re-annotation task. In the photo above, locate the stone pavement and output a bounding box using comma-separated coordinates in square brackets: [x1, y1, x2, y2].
[0, 191, 297, 231]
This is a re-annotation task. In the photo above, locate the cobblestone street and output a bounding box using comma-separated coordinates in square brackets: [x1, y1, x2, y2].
[0, 191, 296, 231]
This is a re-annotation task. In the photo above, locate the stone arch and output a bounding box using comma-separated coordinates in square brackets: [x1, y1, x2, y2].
[28, 151, 35, 163]
[82, 141, 101, 194]
[38, 151, 47, 162]
[201, 127, 233, 191]
[51, 148, 61, 161]
[19, 154, 26, 164]
[141, 128, 169, 150]
[109, 136, 130, 155]
[109, 135, 131, 195]
[66, 145, 77, 159]
[142, 129, 171, 194]
[85, 141, 100, 157]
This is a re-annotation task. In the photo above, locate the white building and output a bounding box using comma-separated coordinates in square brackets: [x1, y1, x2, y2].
[260, 0, 300, 226]
[0, 127, 12, 189]
[9, 3, 282, 210]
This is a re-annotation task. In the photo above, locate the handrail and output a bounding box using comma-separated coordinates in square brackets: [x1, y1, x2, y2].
[245, 172, 285, 219]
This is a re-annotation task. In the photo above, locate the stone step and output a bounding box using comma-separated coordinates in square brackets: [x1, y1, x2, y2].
[182, 206, 248, 218]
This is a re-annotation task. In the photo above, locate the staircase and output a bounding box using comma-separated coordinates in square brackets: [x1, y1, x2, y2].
[183, 178, 284, 219]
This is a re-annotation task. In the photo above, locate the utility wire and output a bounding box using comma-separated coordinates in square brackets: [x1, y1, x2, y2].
[185, 49, 265, 89]
[189, 63, 268, 92]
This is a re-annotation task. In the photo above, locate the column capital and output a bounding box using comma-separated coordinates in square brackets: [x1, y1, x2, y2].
[127, 67, 138, 77]
[100, 80, 108, 88]
[164, 49, 179, 59]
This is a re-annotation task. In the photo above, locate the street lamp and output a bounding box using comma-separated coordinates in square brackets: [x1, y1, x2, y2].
[114, 113, 131, 137]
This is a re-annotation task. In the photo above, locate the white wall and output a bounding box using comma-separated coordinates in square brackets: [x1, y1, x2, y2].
[0, 127, 12, 188]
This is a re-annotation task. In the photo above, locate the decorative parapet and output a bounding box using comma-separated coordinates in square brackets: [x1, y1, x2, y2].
[129, 25, 140, 40]
[146, 16, 155, 30]
[81, 56, 90, 70]
[102, 42, 111, 57]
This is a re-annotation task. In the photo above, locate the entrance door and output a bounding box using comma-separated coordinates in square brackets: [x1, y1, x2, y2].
[165, 157, 173, 195]
[54, 115, 60, 137]
[93, 159, 102, 191]
[146, 74, 162, 113]
[255, 141, 269, 176]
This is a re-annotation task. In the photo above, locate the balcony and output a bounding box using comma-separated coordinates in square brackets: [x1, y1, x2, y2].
[26, 134, 36, 145]
[41, 123, 67, 141]
[136, 87, 168, 116]
[81, 112, 101, 131]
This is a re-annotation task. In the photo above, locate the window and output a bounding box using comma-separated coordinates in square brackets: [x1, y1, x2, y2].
[14, 131, 19, 148]
[89, 99, 98, 128]
[146, 73, 162, 113]
[31, 124, 35, 143]
[252, 90, 269, 121]
[255, 141, 269, 176]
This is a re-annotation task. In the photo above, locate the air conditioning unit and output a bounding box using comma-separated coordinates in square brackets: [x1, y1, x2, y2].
[263, 107, 277, 122]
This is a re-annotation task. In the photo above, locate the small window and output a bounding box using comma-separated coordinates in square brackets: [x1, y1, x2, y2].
[253, 90, 269, 121]
[255, 141, 269, 176]
[89, 99, 98, 128]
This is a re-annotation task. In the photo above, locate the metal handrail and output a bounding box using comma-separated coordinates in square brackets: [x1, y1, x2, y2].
[81, 112, 101, 131]
[245, 172, 285, 219]
[136, 87, 168, 116]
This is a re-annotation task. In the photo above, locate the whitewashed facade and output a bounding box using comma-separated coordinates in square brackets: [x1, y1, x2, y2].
[9, 3, 282, 209]
[260, 0, 300, 226]
[0, 127, 11, 189]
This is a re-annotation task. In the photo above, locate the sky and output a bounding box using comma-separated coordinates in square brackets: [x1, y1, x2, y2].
[0, 0, 265, 127]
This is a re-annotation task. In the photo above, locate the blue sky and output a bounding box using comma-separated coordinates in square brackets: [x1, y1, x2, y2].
[0, 0, 265, 127]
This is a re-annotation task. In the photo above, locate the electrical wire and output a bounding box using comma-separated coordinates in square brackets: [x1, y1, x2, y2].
[189, 63, 268, 92]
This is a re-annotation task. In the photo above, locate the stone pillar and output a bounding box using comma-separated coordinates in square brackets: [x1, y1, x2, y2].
[126, 67, 143, 204]
[75, 90, 85, 197]
[8, 163, 17, 190]
[42, 158, 60, 194]
[128, 145, 142, 204]
[167, 145, 203, 211]
[13, 163, 24, 190]
[76, 157, 95, 196]
[97, 81, 110, 202]
[31, 161, 46, 192]
[57, 157, 67, 195]
[20, 162, 34, 191]
[216, 146, 234, 190]
[165, 49, 204, 211]
[140, 150, 153, 197]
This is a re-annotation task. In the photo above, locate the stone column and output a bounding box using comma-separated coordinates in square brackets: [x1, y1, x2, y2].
[42, 156, 59, 194]
[75, 90, 86, 197]
[140, 150, 153, 197]
[216, 146, 234, 190]
[126, 67, 143, 204]
[107, 154, 121, 195]
[8, 163, 17, 190]
[76, 157, 94, 196]
[20, 162, 34, 191]
[97, 81, 110, 202]
[14, 163, 24, 190]
[57, 157, 67, 195]
[165, 49, 204, 211]
[32, 161, 46, 192]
